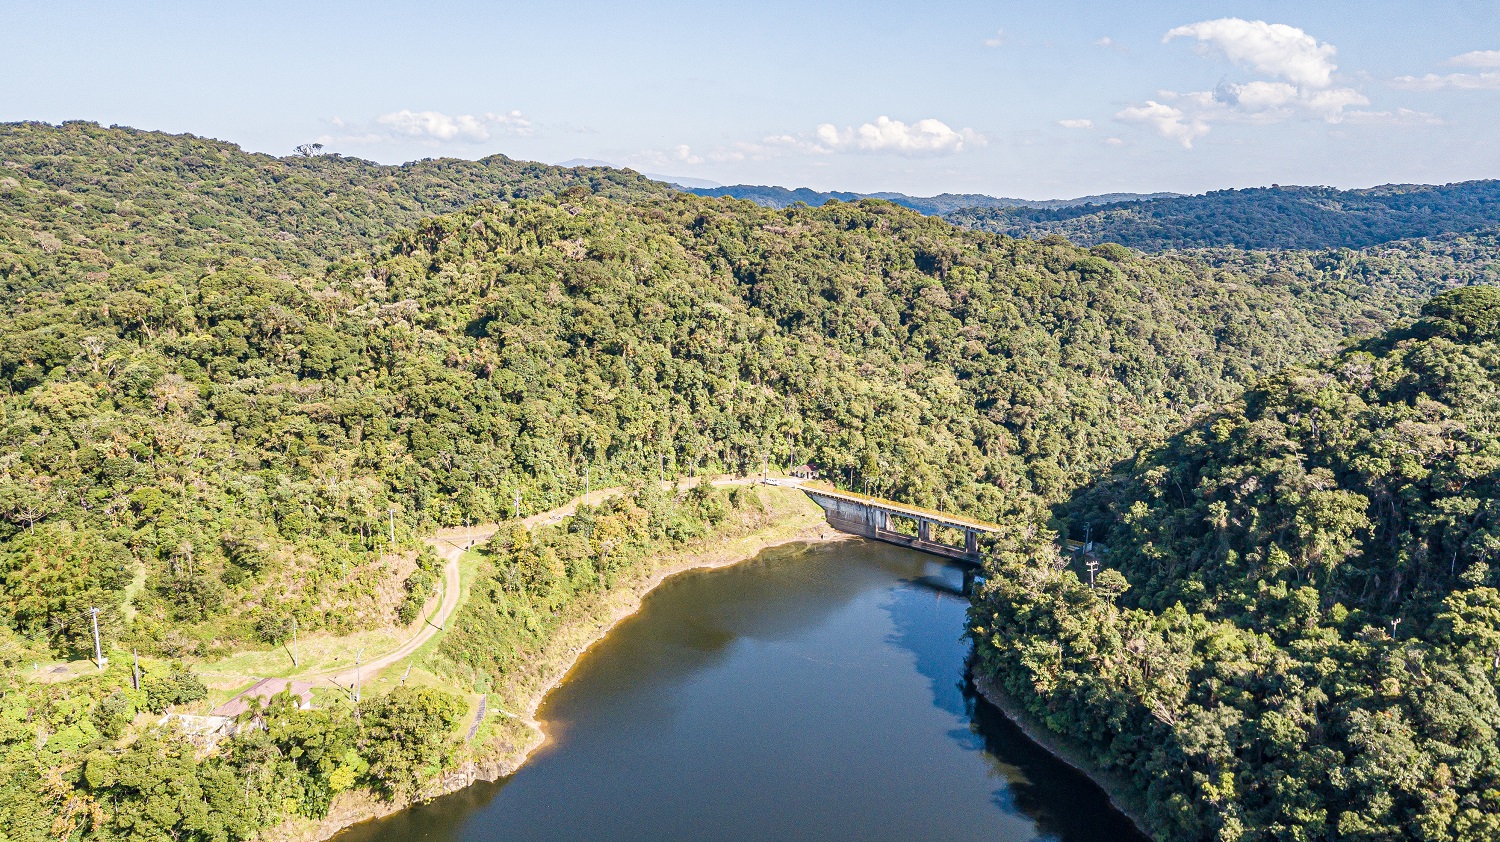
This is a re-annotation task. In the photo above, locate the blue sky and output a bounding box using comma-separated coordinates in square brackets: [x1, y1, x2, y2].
[4, 1, 1499, 197]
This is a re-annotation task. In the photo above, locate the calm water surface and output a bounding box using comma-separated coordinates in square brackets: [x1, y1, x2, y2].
[336, 540, 1146, 842]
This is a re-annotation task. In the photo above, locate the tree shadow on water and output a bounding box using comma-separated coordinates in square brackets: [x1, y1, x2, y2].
[883, 559, 1148, 842]
[962, 681, 1150, 842]
[883, 561, 974, 720]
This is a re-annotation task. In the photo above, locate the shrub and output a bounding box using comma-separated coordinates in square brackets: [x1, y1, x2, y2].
[142, 665, 207, 712]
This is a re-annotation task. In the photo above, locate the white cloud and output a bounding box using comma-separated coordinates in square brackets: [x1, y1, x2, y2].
[1103, 137, 1125, 146]
[1218, 80, 1300, 110]
[1057, 119, 1094, 129]
[1448, 49, 1500, 68]
[1392, 71, 1500, 91]
[1165, 18, 1338, 88]
[1386, 48, 1500, 93]
[983, 28, 1007, 48]
[638, 116, 983, 170]
[1094, 36, 1128, 54]
[1115, 101, 1210, 148]
[814, 116, 984, 154]
[373, 109, 532, 142]
[1161, 81, 1367, 125]
[1343, 108, 1445, 125]
[1116, 19, 1378, 148]
[1297, 87, 1370, 119]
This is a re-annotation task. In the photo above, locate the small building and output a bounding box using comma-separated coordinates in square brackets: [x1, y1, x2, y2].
[210, 678, 316, 718]
[791, 464, 819, 479]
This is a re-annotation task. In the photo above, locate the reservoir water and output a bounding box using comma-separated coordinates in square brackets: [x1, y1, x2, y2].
[336, 539, 1146, 842]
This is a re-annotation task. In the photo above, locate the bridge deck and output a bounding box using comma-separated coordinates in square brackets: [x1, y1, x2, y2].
[795, 482, 1003, 533]
[780, 479, 1096, 574]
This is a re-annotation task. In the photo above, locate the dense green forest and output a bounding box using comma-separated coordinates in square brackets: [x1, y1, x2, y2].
[948, 181, 1500, 252]
[972, 286, 1500, 841]
[0, 122, 1468, 661]
[0, 124, 1466, 660]
[2, 121, 1498, 840]
[0, 649, 465, 841]
[0, 120, 666, 278]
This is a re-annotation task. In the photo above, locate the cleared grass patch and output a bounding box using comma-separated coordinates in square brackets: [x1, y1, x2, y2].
[198, 626, 409, 682]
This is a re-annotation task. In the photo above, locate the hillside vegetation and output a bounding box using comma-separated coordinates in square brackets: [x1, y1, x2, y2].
[973, 286, 1500, 841]
[949, 181, 1500, 252]
[1, 122, 1498, 840]
[0, 120, 666, 279]
[0, 127, 1466, 660]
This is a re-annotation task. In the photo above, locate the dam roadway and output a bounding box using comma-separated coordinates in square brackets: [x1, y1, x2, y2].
[789, 482, 997, 564]
[781, 480, 1092, 591]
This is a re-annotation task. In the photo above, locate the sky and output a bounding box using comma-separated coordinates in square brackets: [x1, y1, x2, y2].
[4, 1, 1500, 198]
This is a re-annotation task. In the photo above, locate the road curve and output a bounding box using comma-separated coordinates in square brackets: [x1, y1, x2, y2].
[310, 474, 758, 692]
[311, 532, 474, 689]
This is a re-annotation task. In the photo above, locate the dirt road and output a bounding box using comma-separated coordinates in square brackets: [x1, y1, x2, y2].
[310, 533, 472, 688]
[309, 475, 759, 691]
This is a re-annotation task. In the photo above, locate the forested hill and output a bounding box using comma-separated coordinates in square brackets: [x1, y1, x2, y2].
[974, 285, 1500, 840]
[682, 183, 1175, 215]
[0, 120, 667, 275]
[948, 180, 1500, 251]
[0, 145, 1469, 663]
[3, 121, 1500, 840]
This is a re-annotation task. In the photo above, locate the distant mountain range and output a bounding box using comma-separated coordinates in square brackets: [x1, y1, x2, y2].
[552, 160, 1177, 215]
[558, 159, 1500, 252]
[678, 184, 1179, 216]
[555, 158, 722, 189]
[947, 181, 1500, 251]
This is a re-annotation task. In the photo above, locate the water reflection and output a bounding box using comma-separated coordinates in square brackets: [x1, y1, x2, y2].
[336, 540, 1145, 842]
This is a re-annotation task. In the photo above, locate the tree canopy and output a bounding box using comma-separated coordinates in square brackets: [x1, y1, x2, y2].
[949, 181, 1500, 253]
[972, 286, 1500, 840]
[3, 121, 1499, 841]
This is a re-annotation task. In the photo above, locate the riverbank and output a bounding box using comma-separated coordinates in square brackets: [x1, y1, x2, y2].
[267, 485, 847, 842]
[968, 670, 1155, 839]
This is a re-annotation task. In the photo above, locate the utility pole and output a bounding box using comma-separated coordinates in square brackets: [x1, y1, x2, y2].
[132, 650, 141, 691]
[1086, 558, 1100, 588]
[90, 607, 106, 670]
[389, 507, 396, 545]
[290, 618, 299, 667]
[584, 466, 590, 497]
[514, 488, 522, 519]
[1390, 618, 1402, 638]
[354, 647, 365, 705]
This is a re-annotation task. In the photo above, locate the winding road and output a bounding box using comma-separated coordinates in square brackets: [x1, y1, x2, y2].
[310, 530, 476, 689]
[309, 475, 759, 692]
